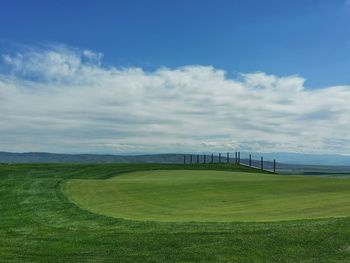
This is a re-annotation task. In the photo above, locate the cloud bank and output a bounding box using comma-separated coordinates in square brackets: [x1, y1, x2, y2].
[1, 45, 350, 154]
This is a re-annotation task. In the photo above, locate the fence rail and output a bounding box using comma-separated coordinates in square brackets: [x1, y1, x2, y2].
[183, 152, 276, 173]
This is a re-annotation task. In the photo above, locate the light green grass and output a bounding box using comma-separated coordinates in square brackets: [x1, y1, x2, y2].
[64, 169, 350, 222]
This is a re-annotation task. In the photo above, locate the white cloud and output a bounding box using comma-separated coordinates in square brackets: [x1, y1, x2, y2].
[1, 45, 350, 154]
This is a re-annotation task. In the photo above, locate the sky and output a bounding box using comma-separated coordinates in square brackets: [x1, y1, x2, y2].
[1, 0, 350, 155]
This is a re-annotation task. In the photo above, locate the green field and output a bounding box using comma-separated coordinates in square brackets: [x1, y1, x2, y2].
[65, 170, 350, 222]
[1, 163, 350, 262]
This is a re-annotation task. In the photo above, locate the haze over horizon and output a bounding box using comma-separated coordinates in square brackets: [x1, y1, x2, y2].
[1, 0, 350, 155]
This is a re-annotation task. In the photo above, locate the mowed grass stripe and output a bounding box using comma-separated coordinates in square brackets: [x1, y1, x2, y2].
[64, 170, 350, 222]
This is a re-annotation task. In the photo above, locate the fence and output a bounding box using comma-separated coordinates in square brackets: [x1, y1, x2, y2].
[183, 152, 277, 173]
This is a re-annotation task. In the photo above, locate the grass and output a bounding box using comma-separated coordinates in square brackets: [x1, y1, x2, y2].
[0, 163, 350, 262]
[64, 169, 350, 222]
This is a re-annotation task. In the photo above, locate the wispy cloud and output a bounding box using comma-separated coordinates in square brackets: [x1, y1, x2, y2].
[1, 45, 350, 154]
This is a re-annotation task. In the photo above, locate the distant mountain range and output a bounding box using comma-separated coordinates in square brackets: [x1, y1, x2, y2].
[250, 152, 350, 166]
[0, 152, 187, 164]
[1, 151, 350, 165]
[1, 151, 350, 175]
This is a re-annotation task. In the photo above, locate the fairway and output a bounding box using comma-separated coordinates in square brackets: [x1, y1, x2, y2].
[2, 164, 350, 262]
[64, 170, 350, 222]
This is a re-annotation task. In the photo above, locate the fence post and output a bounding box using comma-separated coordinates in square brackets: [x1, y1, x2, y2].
[219, 153, 221, 163]
[273, 159, 276, 173]
[184, 155, 186, 164]
[197, 154, 199, 164]
[235, 152, 237, 164]
[204, 154, 206, 164]
[238, 152, 240, 164]
[227, 152, 229, 163]
[211, 153, 214, 163]
[249, 154, 252, 167]
[190, 155, 193, 164]
[261, 156, 263, 170]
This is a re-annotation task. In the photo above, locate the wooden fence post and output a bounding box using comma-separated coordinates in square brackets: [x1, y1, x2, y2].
[204, 154, 206, 164]
[197, 154, 199, 164]
[190, 155, 193, 164]
[219, 153, 221, 163]
[238, 152, 240, 164]
[261, 156, 263, 170]
[273, 159, 276, 173]
[249, 154, 252, 167]
[211, 153, 214, 163]
[184, 155, 186, 164]
[227, 152, 229, 163]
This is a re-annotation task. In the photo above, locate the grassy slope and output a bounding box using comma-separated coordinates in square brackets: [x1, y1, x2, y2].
[0, 163, 349, 262]
[64, 170, 350, 222]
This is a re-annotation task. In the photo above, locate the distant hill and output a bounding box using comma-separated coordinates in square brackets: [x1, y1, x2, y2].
[1, 151, 350, 165]
[1, 151, 350, 175]
[258, 152, 350, 166]
[0, 152, 187, 164]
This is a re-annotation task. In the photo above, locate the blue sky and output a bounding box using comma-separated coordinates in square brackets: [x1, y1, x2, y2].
[1, 1, 350, 155]
[1, 0, 350, 87]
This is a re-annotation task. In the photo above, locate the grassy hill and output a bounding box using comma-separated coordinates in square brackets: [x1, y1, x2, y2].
[1, 163, 350, 262]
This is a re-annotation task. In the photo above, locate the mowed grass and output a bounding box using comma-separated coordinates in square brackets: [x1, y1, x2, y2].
[64, 170, 350, 222]
[1, 163, 350, 262]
